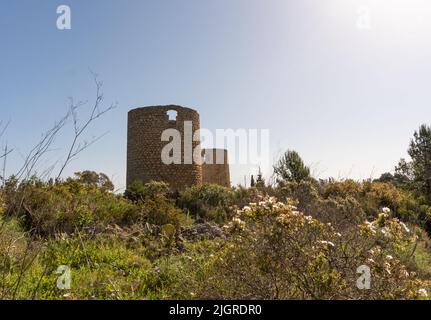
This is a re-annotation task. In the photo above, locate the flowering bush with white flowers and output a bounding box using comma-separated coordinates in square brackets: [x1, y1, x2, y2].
[186, 197, 430, 299]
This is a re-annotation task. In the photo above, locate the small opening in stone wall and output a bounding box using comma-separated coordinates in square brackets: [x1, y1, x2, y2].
[167, 110, 178, 122]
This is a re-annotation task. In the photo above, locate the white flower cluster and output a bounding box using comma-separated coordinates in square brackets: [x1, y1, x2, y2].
[364, 221, 377, 235]
[318, 240, 335, 248]
[384, 261, 392, 275]
[399, 221, 410, 233]
[418, 288, 428, 297]
[362, 208, 411, 237]
[227, 196, 305, 230]
[223, 216, 245, 231]
[381, 227, 390, 238]
[382, 207, 391, 214]
[238, 196, 298, 216]
[244, 197, 280, 211]
[378, 207, 391, 222]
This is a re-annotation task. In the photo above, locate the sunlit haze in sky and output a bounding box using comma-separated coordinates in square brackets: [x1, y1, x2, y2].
[1, 0, 431, 189]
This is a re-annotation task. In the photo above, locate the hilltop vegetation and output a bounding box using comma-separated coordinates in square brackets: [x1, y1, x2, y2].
[1, 124, 431, 299]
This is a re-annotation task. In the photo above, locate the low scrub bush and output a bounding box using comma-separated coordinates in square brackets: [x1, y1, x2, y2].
[174, 197, 429, 299]
[179, 184, 235, 223]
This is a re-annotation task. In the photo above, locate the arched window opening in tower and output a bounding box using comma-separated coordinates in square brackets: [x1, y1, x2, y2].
[167, 110, 178, 122]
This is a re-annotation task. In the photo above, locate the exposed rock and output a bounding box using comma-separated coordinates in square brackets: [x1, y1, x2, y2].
[180, 222, 228, 241]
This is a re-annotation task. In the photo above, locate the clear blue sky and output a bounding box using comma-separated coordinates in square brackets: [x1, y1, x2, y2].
[1, 0, 431, 189]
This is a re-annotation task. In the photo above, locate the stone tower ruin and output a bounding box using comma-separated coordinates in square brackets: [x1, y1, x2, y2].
[127, 105, 231, 190]
[202, 149, 231, 187]
[127, 105, 202, 190]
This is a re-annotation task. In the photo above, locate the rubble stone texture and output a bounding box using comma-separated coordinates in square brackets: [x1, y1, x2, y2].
[127, 105, 202, 190]
[202, 148, 231, 187]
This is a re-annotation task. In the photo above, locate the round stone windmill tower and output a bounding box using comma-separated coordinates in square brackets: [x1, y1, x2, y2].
[127, 105, 202, 190]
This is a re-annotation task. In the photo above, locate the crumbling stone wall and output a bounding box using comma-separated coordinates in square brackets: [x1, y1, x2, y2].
[127, 105, 202, 190]
[202, 149, 231, 187]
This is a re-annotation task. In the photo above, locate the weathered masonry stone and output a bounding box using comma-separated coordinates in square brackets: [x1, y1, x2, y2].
[202, 148, 231, 187]
[127, 105, 202, 190]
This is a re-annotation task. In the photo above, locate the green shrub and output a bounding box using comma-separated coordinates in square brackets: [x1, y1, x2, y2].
[179, 184, 234, 222]
[232, 186, 264, 208]
[124, 180, 170, 202]
[3, 176, 140, 236]
[140, 194, 183, 230]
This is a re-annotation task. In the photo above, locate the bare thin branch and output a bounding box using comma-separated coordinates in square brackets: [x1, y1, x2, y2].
[56, 73, 116, 181]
